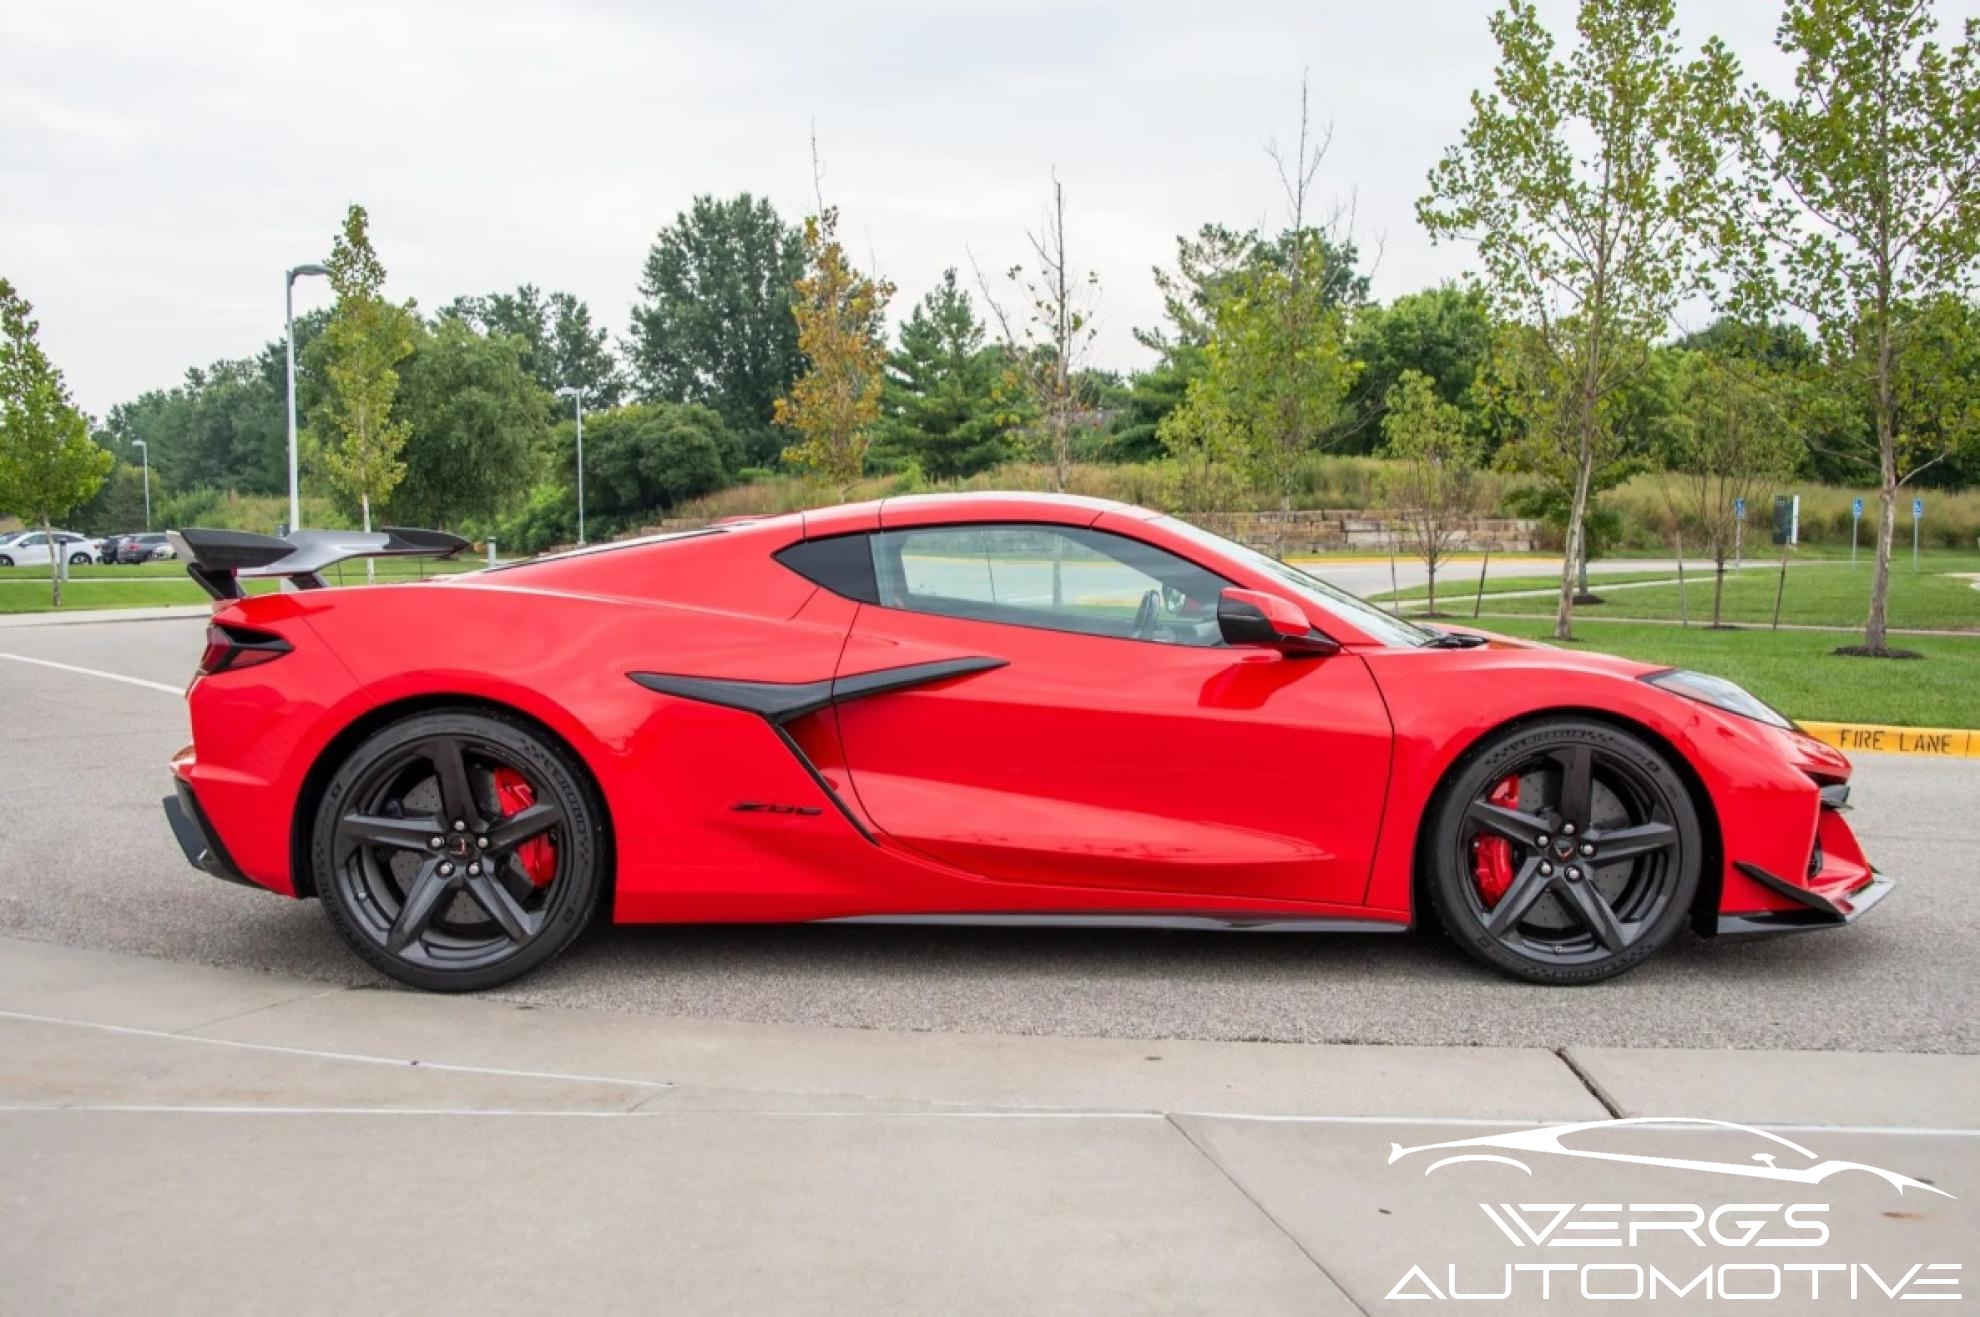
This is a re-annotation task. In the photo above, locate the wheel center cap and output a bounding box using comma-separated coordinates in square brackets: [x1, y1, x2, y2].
[445, 836, 473, 861]
[1555, 838, 1577, 858]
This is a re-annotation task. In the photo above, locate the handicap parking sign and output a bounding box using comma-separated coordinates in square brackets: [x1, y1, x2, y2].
[1914, 497, 1924, 520]
[1851, 497, 1863, 519]
[1734, 497, 1745, 520]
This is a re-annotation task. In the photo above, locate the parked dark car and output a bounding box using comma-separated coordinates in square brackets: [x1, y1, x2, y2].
[98, 533, 138, 562]
[116, 533, 171, 564]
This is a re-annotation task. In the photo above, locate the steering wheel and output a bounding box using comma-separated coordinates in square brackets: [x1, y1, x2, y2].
[1131, 589, 1160, 641]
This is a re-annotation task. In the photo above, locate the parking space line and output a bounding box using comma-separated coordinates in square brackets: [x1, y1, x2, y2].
[2, 1105, 1972, 1135]
[0, 1008, 674, 1090]
[0, 651, 181, 695]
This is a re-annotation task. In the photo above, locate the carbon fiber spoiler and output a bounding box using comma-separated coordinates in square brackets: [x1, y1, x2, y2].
[168, 526, 471, 600]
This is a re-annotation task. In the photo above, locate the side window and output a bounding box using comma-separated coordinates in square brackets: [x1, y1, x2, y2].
[871, 524, 1229, 646]
[19, 533, 45, 547]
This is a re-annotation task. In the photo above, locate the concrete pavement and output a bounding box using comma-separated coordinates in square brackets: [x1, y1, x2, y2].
[2, 937, 1975, 1314]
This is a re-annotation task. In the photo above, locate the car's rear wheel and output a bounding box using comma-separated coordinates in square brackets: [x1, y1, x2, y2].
[1424, 718, 1701, 984]
[312, 710, 605, 991]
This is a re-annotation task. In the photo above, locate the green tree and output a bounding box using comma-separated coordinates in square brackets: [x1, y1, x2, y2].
[71, 460, 158, 535]
[1161, 83, 1363, 550]
[104, 353, 290, 499]
[1726, 0, 1980, 653]
[445, 285, 624, 408]
[1886, 295, 1980, 493]
[0, 278, 112, 606]
[310, 205, 417, 554]
[1101, 361, 1192, 462]
[1345, 283, 1498, 455]
[1479, 319, 1655, 583]
[1128, 222, 1368, 462]
[1419, 0, 1736, 639]
[1659, 348, 1800, 626]
[1136, 224, 1264, 360]
[776, 207, 895, 496]
[877, 269, 1014, 479]
[390, 317, 552, 529]
[1159, 234, 1359, 546]
[572, 402, 730, 520]
[1381, 369, 1484, 614]
[628, 194, 804, 465]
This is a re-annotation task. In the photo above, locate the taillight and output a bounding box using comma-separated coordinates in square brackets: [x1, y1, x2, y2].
[198, 623, 291, 675]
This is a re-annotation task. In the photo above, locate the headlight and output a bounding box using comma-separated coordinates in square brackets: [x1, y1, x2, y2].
[1641, 669, 1795, 730]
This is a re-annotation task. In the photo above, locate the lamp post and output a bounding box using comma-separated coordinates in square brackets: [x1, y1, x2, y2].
[131, 439, 150, 530]
[285, 263, 330, 534]
[556, 386, 587, 546]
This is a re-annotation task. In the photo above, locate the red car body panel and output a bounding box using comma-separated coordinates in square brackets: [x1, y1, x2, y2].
[171, 494, 1879, 940]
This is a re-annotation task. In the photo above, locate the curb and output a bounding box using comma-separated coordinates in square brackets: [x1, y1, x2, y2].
[1799, 720, 1980, 759]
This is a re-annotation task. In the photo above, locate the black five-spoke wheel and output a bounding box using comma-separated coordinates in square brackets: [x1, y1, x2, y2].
[312, 710, 605, 991]
[1425, 718, 1701, 984]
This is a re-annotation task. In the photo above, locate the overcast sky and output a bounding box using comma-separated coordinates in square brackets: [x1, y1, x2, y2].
[5, 0, 1969, 417]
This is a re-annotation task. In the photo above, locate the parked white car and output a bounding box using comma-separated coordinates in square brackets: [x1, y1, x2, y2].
[0, 530, 98, 567]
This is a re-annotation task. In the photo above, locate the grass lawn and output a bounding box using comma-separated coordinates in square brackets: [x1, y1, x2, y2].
[1478, 616, 1980, 728]
[1451, 559, 1979, 632]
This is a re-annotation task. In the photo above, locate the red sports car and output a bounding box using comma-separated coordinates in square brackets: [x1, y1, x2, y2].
[162, 494, 1889, 992]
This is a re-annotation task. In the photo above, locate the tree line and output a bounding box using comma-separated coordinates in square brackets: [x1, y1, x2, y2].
[3, 0, 1975, 652]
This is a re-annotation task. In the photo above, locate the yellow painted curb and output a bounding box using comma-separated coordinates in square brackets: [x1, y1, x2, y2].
[1798, 720, 1980, 758]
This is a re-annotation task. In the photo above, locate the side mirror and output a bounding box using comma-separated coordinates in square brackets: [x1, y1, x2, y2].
[1217, 588, 1338, 655]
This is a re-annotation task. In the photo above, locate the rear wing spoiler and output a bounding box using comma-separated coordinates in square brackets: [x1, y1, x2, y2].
[167, 527, 471, 601]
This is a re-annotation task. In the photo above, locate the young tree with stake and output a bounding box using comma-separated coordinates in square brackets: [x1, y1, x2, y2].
[776, 205, 895, 498]
[1381, 369, 1483, 616]
[1419, 0, 1736, 640]
[976, 173, 1099, 493]
[311, 205, 416, 577]
[1658, 349, 1798, 628]
[1724, 0, 1980, 655]
[0, 278, 111, 608]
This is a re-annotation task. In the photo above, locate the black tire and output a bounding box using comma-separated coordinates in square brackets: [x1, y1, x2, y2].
[0, 556, 12, 567]
[68, 552, 90, 565]
[311, 709, 606, 992]
[1423, 717, 1701, 985]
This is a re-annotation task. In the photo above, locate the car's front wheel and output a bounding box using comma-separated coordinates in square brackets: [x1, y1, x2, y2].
[68, 552, 91, 565]
[311, 709, 606, 991]
[1424, 718, 1701, 985]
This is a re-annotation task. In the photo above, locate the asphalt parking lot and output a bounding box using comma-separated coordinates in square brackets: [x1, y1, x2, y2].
[2, 611, 1975, 1054]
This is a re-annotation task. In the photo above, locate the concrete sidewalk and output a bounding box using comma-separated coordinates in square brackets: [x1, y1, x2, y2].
[2, 936, 1974, 1313]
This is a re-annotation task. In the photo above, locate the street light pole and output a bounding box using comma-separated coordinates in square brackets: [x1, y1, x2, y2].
[557, 386, 587, 546]
[131, 439, 150, 530]
[285, 263, 330, 535]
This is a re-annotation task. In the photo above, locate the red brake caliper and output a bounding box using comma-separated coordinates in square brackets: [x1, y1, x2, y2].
[491, 767, 557, 887]
[1471, 774, 1521, 906]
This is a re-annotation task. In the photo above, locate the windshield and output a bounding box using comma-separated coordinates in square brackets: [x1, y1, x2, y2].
[1156, 517, 1435, 648]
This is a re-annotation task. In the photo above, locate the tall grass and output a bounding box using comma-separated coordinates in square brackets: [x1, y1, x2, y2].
[149, 489, 355, 534]
[1607, 474, 1980, 553]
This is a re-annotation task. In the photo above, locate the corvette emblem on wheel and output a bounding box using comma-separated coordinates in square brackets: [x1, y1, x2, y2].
[159, 497, 1892, 992]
